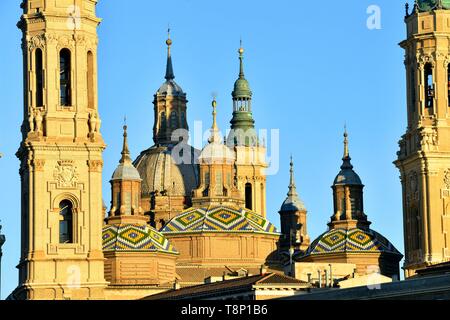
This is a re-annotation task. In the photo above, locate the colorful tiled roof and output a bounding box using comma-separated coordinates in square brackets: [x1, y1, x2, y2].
[102, 223, 178, 254]
[161, 206, 279, 235]
[304, 228, 402, 256]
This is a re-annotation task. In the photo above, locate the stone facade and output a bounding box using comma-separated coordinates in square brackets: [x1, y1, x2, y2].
[396, 7, 450, 277]
[14, 0, 107, 300]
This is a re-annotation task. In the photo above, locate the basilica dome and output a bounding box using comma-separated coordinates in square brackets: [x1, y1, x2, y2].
[417, 0, 450, 11]
[133, 144, 199, 197]
[161, 205, 278, 235]
[304, 227, 401, 257]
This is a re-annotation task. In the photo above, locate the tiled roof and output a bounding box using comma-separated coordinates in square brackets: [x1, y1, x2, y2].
[161, 205, 278, 235]
[102, 223, 178, 254]
[304, 227, 402, 257]
[142, 273, 308, 300]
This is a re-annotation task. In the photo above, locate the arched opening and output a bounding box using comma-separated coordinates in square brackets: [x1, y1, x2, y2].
[245, 183, 252, 210]
[410, 68, 416, 112]
[59, 49, 72, 106]
[160, 112, 167, 130]
[181, 111, 186, 128]
[35, 48, 43, 107]
[411, 207, 421, 251]
[59, 200, 73, 243]
[170, 111, 178, 129]
[87, 51, 94, 109]
[424, 63, 434, 109]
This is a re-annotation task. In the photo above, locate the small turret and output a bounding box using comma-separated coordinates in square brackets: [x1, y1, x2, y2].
[279, 157, 310, 253]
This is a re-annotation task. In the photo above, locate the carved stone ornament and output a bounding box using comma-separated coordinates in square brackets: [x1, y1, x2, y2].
[28, 34, 45, 51]
[444, 169, 450, 190]
[54, 161, 79, 188]
[87, 160, 103, 172]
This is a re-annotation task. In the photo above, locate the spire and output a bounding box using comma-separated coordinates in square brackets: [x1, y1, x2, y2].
[165, 27, 175, 80]
[280, 157, 306, 212]
[120, 120, 132, 165]
[239, 39, 245, 79]
[288, 156, 298, 197]
[341, 126, 353, 170]
[208, 97, 221, 143]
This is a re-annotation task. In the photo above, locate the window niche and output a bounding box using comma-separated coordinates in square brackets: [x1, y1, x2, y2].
[59, 200, 74, 244]
[59, 48, 72, 106]
[35, 48, 44, 107]
[424, 63, 434, 109]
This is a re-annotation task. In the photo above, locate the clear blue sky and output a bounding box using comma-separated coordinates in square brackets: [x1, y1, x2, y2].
[0, 0, 407, 298]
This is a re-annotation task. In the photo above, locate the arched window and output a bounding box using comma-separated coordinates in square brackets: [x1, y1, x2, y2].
[410, 68, 416, 112]
[424, 63, 434, 109]
[160, 112, 167, 130]
[170, 111, 178, 128]
[181, 111, 186, 127]
[410, 208, 421, 251]
[59, 200, 73, 243]
[60, 49, 72, 106]
[245, 183, 252, 210]
[87, 51, 94, 108]
[35, 48, 43, 107]
[260, 183, 264, 214]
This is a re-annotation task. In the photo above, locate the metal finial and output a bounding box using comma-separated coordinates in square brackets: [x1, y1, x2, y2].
[120, 122, 131, 164]
[165, 26, 175, 80]
[343, 126, 349, 158]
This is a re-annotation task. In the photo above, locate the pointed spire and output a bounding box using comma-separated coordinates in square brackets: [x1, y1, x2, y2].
[165, 26, 175, 80]
[341, 126, 353, 170]
[288, 155, 297, 196]
[238, 39, 245, 79]
[208, 97, 221, 143]
[120, 119, 132, 164]
[280, 157, 306, 212]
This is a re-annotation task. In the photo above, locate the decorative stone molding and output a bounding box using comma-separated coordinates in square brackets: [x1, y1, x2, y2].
[444, 169, 450, 190]
[27, 34, 45, 51]
[87, 160, 103, 172]
[32, 159, 45, 172]
[418, 127, 438, 151]
[54, 161, 79, 188]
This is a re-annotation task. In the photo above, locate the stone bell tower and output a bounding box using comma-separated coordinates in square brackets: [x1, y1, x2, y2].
[396, 1, 450, 277]
[14, 0, 107, 299]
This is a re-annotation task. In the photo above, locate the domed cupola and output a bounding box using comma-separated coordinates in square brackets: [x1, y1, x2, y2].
[333, 129, 363, 187]
[330, 129, 368, 228]
[156, 31, 185, 97]
[111, 124, 141, 182]
[228, 42, 257, 147]
[298, 129, 403, 279]
[152, 29, 189, 146]
[415, 0, 450, 12]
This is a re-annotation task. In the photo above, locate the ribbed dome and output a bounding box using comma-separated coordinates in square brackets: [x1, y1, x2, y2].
[157, 79, 184, 97]
[417, 0, 450, 11]
[304, 227, 402, 257]
[133, 144, 200, 197]
[199, 142, 235, 164]
[232, 78, 252, 98]
[111, 163, 141, 181]
[333, 167, 362, 186]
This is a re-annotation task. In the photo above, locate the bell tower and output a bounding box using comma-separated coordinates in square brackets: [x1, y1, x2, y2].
[396, 1, 450, 277]
[227, 43, 268, 217]
[14, 0, 107, 299]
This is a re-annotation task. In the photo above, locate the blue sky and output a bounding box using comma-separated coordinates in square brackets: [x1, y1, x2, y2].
[0, 0, 407, 297]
